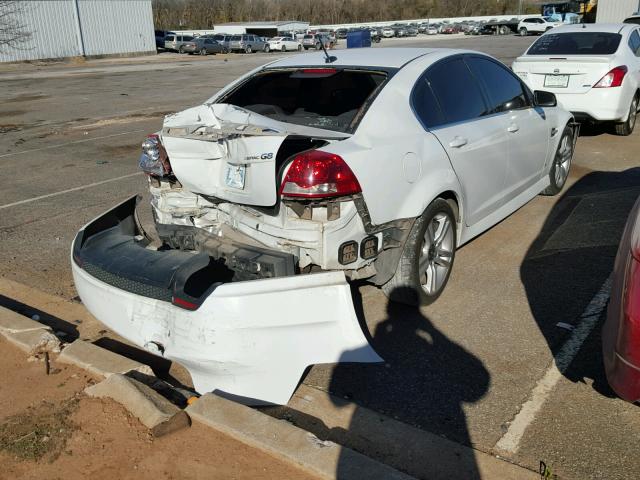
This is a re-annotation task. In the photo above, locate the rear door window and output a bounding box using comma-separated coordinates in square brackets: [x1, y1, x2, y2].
[166, 35, 175, 42]
[527, 32, 622, 55]
[629, 30, 640, 56]
[465, 56, 529, 113]
[412, 79, 445, 128]
[218, 68, 390, 133]
[423, 57, 488, 126]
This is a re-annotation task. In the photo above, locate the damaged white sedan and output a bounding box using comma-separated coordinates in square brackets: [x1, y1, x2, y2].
[72, 48, 575, 405]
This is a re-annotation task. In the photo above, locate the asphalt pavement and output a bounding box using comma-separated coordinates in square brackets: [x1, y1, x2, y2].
[1, 34, 639, 479]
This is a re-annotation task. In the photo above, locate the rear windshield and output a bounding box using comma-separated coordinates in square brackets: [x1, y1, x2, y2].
[303, 35, 313, 39]
[218, 68, 389, 133]
[182, 36, 193, 41]
[527, 32, 622, 55]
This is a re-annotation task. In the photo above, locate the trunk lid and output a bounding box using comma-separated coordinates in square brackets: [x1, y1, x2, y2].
[514, 55, 613, 94]
[161, 104, 347, 207]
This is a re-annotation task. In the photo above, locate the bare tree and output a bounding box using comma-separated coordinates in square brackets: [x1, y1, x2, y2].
[0, 1, 32, 50]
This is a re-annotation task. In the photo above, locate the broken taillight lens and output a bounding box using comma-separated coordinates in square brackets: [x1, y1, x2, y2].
[279, 150, 361, 198]
[594, 66, 628, 88]
[139, 134, 171, 176]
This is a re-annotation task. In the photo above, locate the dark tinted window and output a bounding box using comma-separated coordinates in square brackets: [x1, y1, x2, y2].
[528, 32, 622, 55]
[425, 58, 487, 125]
[220, 69, 389, 133]
[230, 35, 241, 40]
[629, 30, 640, 56]
[165, 35, 175, 41]
[466, 57, 528, 113]
[183, 36, 193, 41]
[412, 79, 445, 128]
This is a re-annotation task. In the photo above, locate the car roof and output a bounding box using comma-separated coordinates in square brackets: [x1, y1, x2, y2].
[551, 23, 634, 34]
[266, 48, 446, 69]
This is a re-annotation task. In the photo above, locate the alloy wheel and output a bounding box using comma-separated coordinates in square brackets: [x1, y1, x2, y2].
[554, 132, 573, 187]
[419, 213, 454, 295]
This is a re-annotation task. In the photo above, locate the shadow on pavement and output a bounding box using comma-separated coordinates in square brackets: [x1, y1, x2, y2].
[331, 286, 490, 479]
[520, 168, 640, 396]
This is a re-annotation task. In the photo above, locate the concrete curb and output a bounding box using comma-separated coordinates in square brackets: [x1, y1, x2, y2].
[57, 339, 154, 378]
[187, 393, 415, 480]
[0, 306, 61, 354]
[288, 385, 540, 480]
[85, 373, 190, 437]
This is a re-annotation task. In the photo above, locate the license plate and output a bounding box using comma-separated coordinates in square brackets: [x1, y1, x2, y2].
[224, 164, 246, 190]
[544, 74, 569, 88]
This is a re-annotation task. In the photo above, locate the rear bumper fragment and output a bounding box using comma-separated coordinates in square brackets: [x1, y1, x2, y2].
[72, 196, 382, 405]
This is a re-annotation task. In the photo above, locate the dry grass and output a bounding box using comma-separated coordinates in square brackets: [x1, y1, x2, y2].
[0, 397, 79, 461]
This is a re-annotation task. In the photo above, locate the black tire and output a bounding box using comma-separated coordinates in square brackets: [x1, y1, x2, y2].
[519, 27, 528, 36]
[542, 125, 574, 195]
[178, 46, 185, 54]
[282, 45, 286, 52]
[382, 199, 457, 306]
[298, 44, 302, 51]
[199, 48, 207, 56]
[264, 44, 270, 53]
[245, 45, 252, 54]
[614, 94, 639, 136]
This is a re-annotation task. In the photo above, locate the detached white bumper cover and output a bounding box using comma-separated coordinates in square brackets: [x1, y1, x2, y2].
[71, 197, 381, 405]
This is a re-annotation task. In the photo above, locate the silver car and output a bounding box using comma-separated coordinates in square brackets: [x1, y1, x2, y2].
[164, 34, 194, 53]
[228, 34, 269, 53]
[301, 34, 332, 50]
[182, 37, 227, 55]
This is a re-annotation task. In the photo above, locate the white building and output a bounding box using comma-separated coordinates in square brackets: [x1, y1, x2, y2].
[213, 21, 309, 36]
[0, 0, 155, 63]
[596, 0, 640, 22]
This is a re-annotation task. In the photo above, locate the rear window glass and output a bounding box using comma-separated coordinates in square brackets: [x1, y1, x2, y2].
[304, 35, 313, 39]
[527, 32, 622, 55]
[218, 69, 389, 133]
[183, 36, 193, 41]
[230, 35, 241, 40]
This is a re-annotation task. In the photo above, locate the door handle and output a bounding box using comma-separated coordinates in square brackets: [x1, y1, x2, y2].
[507, 123, 520, 133]
[448, 136, 468, 148]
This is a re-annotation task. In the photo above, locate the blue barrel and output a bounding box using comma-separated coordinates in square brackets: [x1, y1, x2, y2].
[346, 30, 371, 48]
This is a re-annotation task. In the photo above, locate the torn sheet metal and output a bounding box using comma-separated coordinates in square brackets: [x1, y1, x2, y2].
[160, 104, 347, 206]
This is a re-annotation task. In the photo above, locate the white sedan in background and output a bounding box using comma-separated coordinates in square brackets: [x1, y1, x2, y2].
[267, 36, 302, 52]
[71, 49, 575, 405]
[513, 23, 640, 135]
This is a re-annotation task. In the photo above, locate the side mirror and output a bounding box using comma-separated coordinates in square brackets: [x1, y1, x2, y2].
[534, 90, 557, 107]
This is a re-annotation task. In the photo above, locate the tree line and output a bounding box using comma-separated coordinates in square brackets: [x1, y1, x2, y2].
[152, 0, 538, 29]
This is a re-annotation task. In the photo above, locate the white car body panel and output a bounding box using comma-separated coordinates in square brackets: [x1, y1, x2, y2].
[161, 103, 346, 207]
[513, 24, 640, 122]
[73, 254, 381, 406]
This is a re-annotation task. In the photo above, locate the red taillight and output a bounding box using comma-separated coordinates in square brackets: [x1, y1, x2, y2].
[172, 296, 199, 310]
[279, 150, 361, 198]
[594, 66, 628, 88]
[300, 68, 337, 74]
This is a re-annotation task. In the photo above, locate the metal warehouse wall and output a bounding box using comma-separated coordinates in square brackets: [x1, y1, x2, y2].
[0, 0, 154, 63]
[596, 0, 640, 22]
